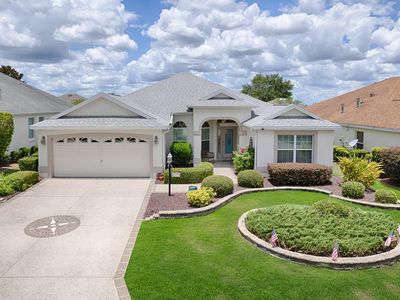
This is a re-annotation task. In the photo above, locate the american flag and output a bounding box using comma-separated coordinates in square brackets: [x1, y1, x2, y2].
[397, 225, 400, 237]
[331, 240, 339, 261]
[385, 230, 395, 247]
[270, 229, 278, 247]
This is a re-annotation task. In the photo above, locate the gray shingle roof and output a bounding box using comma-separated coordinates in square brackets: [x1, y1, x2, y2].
[244, 118, 340, 129]
[0, 73, 71, 115]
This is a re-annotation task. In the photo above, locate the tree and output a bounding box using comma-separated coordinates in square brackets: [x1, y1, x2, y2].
[0, 65, 24, 81]
[0, 112, 14, 160]
[269, 98, 303, 106]
[241, 73, 293, 102]
[71, 98, 84, 105]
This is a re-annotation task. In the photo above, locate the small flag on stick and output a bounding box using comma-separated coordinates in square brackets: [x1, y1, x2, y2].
[397, 225, 400, 237]
[270, 229, 278, 247]
[331, 240, 339, 261]
[385, 230, 395, 247]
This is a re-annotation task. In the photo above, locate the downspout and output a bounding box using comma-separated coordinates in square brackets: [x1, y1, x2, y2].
[255, 130, 258, 171]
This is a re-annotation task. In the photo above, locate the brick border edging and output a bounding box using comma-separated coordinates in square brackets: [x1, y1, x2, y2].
[238, 209, 400, 270]
[151, 187, 400, 219]
[113, 179, 155, 300]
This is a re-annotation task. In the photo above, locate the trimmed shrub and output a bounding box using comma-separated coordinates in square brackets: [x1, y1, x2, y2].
[4, 171, 39, 191]
[338, 156, 383, 188]
[267, 163, 332, 186]
[30, 145, 38, 156]
[201, 175, 234, 198]
[164, 162, 213, 184]
[341, 181, 365, 199]
[380, 147, 400, 180]
[351, 149, 370, 159]
[371, 147, 385, 163]
[187, 187, 216, 207]
[333, 146, 350, 161]
[0, 112, 14, 160]
[312, 199, 350, 218]
[170, 142, 192, 166]
[232, 147, 253, 173]
[0, 181, 14, 196]
[18, 156, 38, 171]
[238, 170, 263, 188]
[375, 189, 398, 204]
[246, 204, 397, 257]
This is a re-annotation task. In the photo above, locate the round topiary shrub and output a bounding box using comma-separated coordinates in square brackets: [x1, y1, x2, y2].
[375, 189, 398, 204]
[238, 170, 263, 188]
[186, 187, 216, 207]
[341, 181, 365, 199]
[245, 203, 397, 257]
[201, 175, 234, 198]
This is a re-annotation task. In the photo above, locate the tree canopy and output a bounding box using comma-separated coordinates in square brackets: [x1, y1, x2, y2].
[241, 73, 293, 102]
[0, 112, 14, 160]
[0, 65, 24, 81]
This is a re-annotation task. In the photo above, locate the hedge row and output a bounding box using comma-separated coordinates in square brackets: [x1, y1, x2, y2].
[164, 162, 213, 184]
[380, 147, 400, 180]
[18, 156, 38, 171]
[0, 171, 39, 196]
[333, 146, 384, 162]
[1, 145, 38, 164]
[267, 163, 332, 186]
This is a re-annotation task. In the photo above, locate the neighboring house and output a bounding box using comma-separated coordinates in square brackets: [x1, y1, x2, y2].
[0, 73, 71, 151]
[32, 73, 339, 178]
[58, 93, 86, 105]
[307, 77, 400, 150]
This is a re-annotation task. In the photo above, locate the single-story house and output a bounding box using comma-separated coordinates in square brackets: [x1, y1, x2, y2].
[0, 72, 71, 151]
[32, 73, 339, 178]
[307, 76, 400, 150]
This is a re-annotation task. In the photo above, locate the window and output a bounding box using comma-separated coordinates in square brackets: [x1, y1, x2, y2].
[28, 117, 35, 139]
[201, 121, 210, 152]
[277, 135, 313, 163]
[103, 138, 112, 143]
[56, 139, 64, 143]
[91, 139, 99, 143]
[173, 121, 187, 141]
[79, 137, 88, 143]
[39, 116, 45, 122]
[127, 137, 136, 143]
[115, 137, 124, 143]
[67, 137, 76, 143]
[356, 131, 364, 149]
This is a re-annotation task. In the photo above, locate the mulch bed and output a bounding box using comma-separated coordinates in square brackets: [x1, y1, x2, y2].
[145, 176, 378, 218]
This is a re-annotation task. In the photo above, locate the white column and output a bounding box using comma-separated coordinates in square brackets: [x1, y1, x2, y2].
[193, 132, 202, 165]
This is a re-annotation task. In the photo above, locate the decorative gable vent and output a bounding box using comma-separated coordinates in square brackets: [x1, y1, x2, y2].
[341, 103, 345, 113]
[356, 98, 362, 108]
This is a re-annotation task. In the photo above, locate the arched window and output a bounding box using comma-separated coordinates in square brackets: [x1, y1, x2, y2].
[202, 122, 210, 151]
[173, 121, 187, 141]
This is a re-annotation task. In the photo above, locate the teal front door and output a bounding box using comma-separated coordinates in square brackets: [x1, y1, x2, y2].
[224, 128, 234, 154]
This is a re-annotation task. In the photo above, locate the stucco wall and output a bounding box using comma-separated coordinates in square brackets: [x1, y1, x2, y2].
[165, 113, 194, 157]
[9, 113, 55, 151]
[335, 125, 400, 150]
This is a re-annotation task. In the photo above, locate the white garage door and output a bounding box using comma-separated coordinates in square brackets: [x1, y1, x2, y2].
[53, 134, 151, 177]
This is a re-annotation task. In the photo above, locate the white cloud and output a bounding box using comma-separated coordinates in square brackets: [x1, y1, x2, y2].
[104, 34, 137, 51]
[0, 19, 37, 47]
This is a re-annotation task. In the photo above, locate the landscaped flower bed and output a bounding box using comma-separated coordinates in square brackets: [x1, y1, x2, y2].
[245, 200, 397, 257]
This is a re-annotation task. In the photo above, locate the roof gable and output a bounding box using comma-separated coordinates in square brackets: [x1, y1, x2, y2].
[269, 105, 322, 120]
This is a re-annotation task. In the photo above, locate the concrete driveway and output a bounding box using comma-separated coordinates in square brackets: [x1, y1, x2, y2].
[0, 178, 151, 300]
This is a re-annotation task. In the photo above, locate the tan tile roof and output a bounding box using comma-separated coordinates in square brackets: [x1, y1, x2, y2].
[307, 77, 400, 130]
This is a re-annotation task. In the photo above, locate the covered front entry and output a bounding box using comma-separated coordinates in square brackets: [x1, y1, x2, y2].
[52, 134, 151, 177]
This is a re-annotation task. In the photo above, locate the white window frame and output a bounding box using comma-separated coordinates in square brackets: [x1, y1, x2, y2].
[173, 121, 188, 142]
[277, 134, 313, 163]
[28, 117, 35, 140]
[201, 122, 210, 151]
[356, 131, 364, 149]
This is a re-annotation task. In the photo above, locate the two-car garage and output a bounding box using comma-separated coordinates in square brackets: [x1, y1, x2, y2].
[52, 134, 151, 178]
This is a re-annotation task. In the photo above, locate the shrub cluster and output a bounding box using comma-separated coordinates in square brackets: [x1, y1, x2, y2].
[341, 181, 365, 199]
[18, 156, 38, 171]
[232, 146, 254, 173]
[333, 146, 384, 162]
[237, 170, 263, 188]
[267, 163, 332, 186]
[380, 147, 400, 180]
[2, 145, 39, 164]
[201, 175, 234, 198]
[164, 162, 213, 184]
[186, 187, 216, 207]
[375, 189, 398, 204]
[0, 112, 14, 160]
[338, 156, 383, 188]
[333, 146, 350, 161]
[245, 202, 397, 257]
[0, 171, 39, 196]
[169, 142, 192, 166]
[371, 147, 385, 163]
[312, 199, 350, 218]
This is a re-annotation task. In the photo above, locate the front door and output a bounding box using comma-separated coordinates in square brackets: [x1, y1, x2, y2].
[222, 127, 236, 158]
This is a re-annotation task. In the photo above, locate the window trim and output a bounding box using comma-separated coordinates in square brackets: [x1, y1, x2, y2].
[276, 134, 314, 163]
[201, 122, 210, 151]
[356, 131, 364, 149]
[28, 117, 35, 140]
[173, 121, 188, 142]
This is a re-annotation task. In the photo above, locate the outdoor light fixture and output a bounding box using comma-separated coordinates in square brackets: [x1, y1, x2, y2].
[154, 135, 159, 144]
[41, 136, 46, 145]
[167, 153, 173, 196]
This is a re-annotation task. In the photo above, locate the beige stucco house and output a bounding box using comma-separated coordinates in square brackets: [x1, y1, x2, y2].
[32, 73, 339, 178]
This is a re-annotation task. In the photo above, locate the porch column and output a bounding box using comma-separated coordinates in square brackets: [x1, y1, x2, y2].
[193, 130, 202, 165]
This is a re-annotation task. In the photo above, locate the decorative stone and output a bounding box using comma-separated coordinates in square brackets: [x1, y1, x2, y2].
[24, 215, 80, 238]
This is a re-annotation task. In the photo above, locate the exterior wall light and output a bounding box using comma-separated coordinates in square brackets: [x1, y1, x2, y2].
[41, 136, 46, 145]
[154, 135, 159, 144]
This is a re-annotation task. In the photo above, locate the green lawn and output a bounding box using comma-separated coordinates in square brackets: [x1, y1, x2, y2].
[125, 191, 400, 300]
[372, 181, 400, 199]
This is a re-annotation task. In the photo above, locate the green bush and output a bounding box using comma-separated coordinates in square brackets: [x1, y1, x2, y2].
[30, 145, 38, 156]
[232, 148, 253, 173]
[267, 163, 332, 186]
[380, 147, 400, 180]
[351, 149, 370, 159]
[338, 156, 383, 188]
[164, 162, 213, 184]
[341, 181, 365, 199]
[31, 152, 38, 157]
[169, 142, 192, 166]
[0, 181, 14, 196]
[18, 156, 38, 171]
[375, 189, 398, 204]
[4, 171, 39, 191]
[312, 199, 350, 217]
[245, 204, 397, 257]
[201, 175, 234, 198]
[238, 170, 263, 188]
[186, 187, 216, 207]
[0, 112, 14, 160]
[371, 147, 385, 163]
[333, 146, 350, 161]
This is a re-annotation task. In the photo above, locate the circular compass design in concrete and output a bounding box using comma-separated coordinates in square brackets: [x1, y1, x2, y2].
[24, 215, 80, 238]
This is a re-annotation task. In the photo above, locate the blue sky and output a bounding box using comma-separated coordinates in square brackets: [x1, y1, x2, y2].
[0, 0, 399, 103]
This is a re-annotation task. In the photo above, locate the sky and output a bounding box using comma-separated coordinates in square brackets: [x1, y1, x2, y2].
[0, 0, 399, 104]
